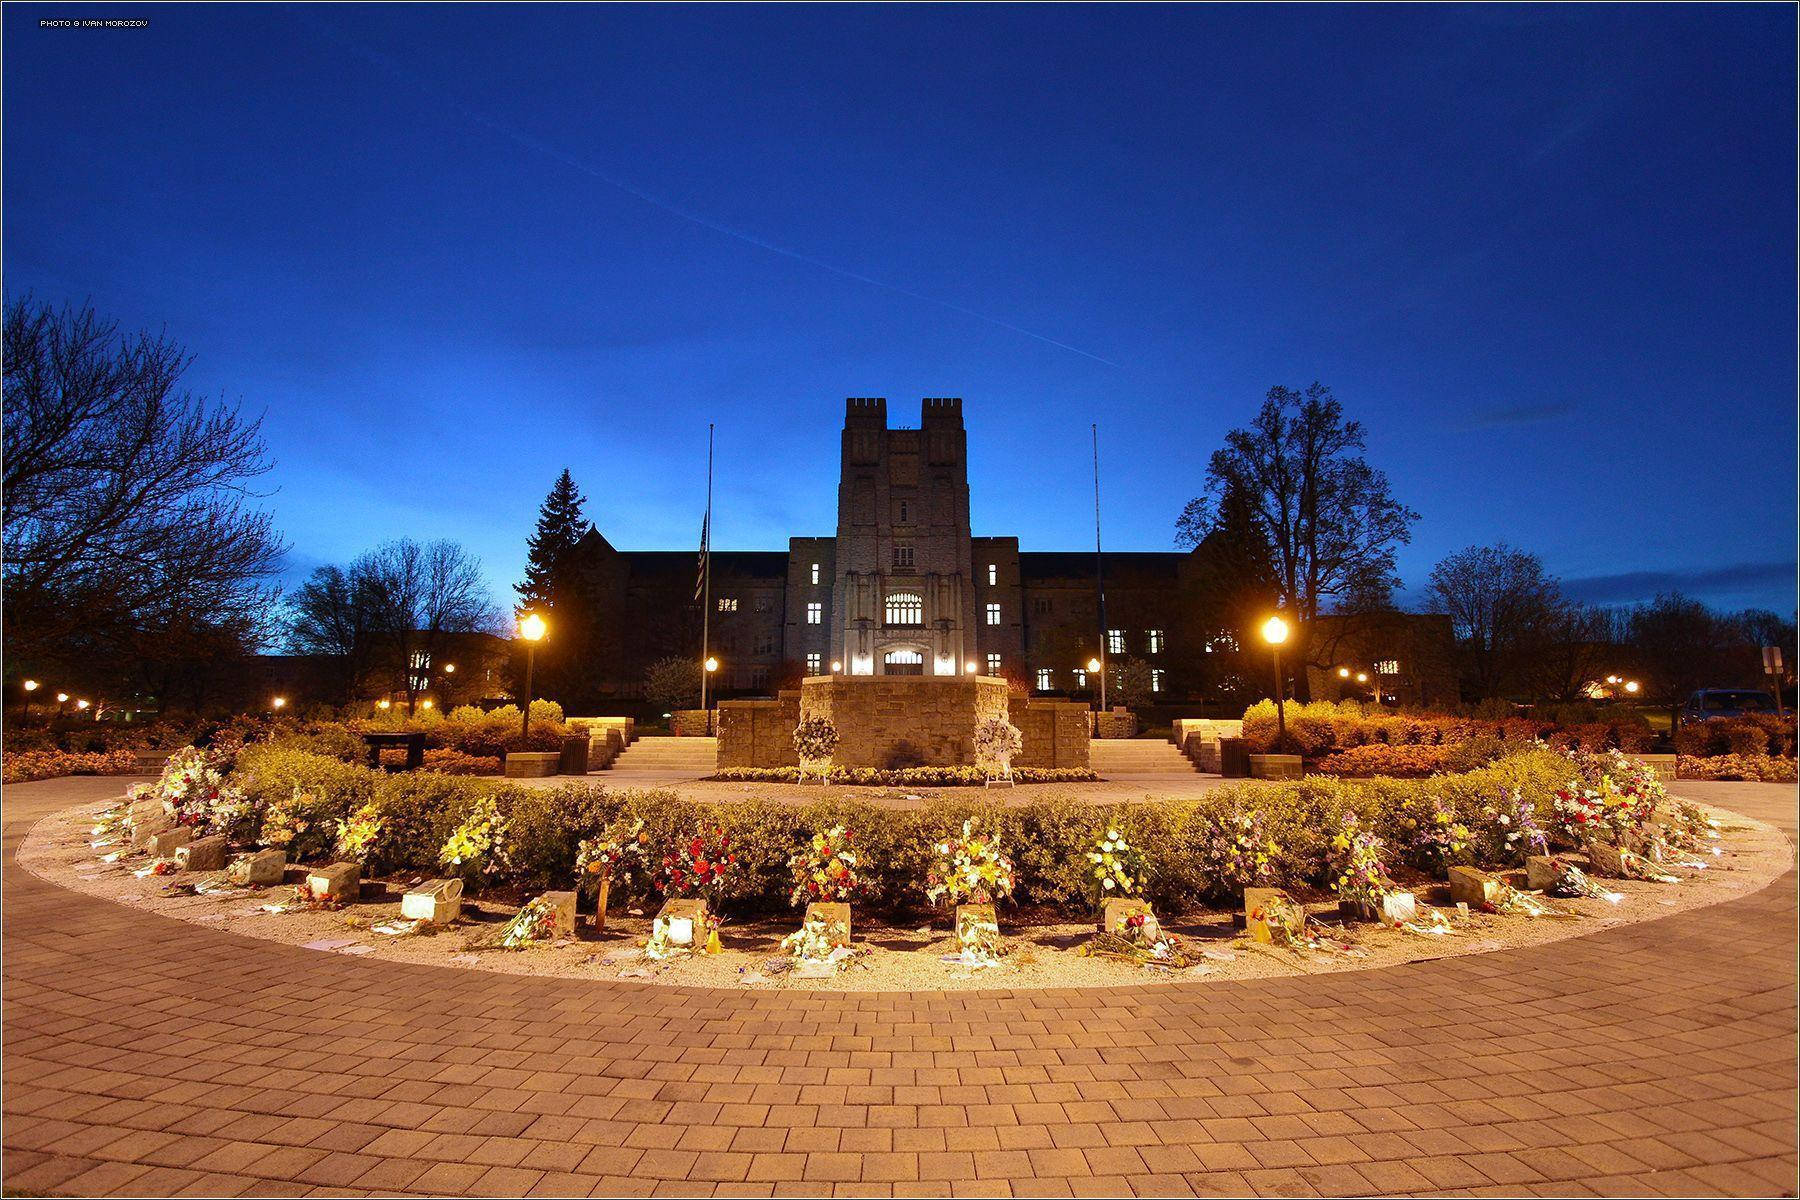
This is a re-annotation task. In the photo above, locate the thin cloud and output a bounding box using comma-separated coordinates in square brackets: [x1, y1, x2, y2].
[323, 25, 1119, 369]
[1462, 402, 1574, 430]
[1562, 560, 1797, 608]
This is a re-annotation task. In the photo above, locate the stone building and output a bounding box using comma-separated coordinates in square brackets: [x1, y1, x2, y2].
[550, 397, 1453, 707]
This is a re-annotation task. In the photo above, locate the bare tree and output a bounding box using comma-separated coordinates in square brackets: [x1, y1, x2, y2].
[1628, 592, 1738, 729]
[1532, 603, 1624, 703]
[1427, 544, 1565, 701]
[360, 539, 505, 714]
[3, 297, 284, 699]
[1184, 384, 1417, 697]
[288, 563, 385, 703]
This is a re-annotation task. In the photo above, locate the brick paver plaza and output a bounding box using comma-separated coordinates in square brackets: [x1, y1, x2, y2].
[3, 776, 1794, 1197]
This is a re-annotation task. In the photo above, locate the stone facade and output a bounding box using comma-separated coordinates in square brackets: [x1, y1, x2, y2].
[801, 675, 1009, 768]
[715, 692, 802, 769]
[545, 396, 1454, 708]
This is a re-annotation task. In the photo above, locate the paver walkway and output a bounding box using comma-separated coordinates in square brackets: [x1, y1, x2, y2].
[3, 776, 1795, 1198]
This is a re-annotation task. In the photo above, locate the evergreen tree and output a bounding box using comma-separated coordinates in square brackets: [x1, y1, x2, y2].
[516, 469, 590, 611]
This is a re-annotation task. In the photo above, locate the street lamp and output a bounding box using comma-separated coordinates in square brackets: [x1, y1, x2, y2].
[965, 661, 978, 675]
[378, 699, 392, 711]
[830, 660, 842, 674]
[1624, 680, 1640, 695]
[442, 663, 455, 674]
[1261, 615, 1290, 751]
[22, 679, 37, 721]
[703, 657, 720, 733]
[420, 698, 434, 710]
[1085, 657, 1101, 702]
[518, 612, 548, 739]
[1337, 667, 1350, 679]
[271, 696, 287, 712]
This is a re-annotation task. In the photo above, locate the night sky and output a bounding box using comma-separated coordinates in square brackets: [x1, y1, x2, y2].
[6, 4, 1794, 614]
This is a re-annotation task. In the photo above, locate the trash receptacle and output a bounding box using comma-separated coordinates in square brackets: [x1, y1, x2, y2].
[1218, 736, 1250, 779]
[559, 733, 591, 776]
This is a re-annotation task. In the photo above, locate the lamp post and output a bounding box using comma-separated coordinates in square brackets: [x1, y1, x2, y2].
[1086, 657, 1101, 703]
[704, 657, 719, 734]
[518, 612, 547, 739]
[22, 679, 37, 722]
[1261, 615, 1290, 752]
[271, 696, 287, 713]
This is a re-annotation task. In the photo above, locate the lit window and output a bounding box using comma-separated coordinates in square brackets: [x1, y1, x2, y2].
[985, 603, 1001, 625]
[718, 598, 737, 612]
[806, 602, 822, 625]
[1107, 628, 1125, 654]
[987, 563, 997, 586]
[1377, 659, 1401, 676]
[893, 545, 914, 568]
[886, 592, 923, 626]
[986, 653, 1002, 675]
[1151, 669, 1165, 693]
[1073, 668, 1088, 689]
[806, 652, 822, 675]
[810, 562, 820, 585]
[1147, 629, 1165, 654]
[1036, 668, 1053, 690]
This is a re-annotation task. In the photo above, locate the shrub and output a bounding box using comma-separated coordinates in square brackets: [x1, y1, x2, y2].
[421, 748, 502, 776]
[1312, 744, 1451, 778]
[708, 765, 1097, 786]
[1676, 753, 1797, 783]
[1, 748, 139, 785]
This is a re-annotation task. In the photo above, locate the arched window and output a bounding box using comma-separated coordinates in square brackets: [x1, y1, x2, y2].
[883, 649, 924, 676]
[885, 592, 923, 626]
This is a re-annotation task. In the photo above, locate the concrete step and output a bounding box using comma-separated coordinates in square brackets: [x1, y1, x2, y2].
[606, 738, 718, 775]
[1089, 740, 1197, 775]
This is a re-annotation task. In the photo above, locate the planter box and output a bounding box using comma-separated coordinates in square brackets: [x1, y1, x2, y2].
[175, 835, 227, 873]
[401, 878, 463, 924]
[804, 901, 852, 947]
[504, 751, 560, 778]
[1249, 753, 1303, 780]
[1340, 891, 1416, 925]
[1448, 866, 1499, 909]
[654, 898, 709, 950]
[147, 826, 193, 858]
[229, 849, 287, 887]
[1099, 897, 1155, 938]
[1243, 887, 1303, 944]
[306, 862, 360, 905]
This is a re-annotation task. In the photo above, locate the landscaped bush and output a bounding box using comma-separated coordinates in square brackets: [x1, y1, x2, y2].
[1242, 699, 1654, 760]
[708, 765, 1098, 786]
[421, 748, 504, 775]
[1311, 744, 1453, 778]
[1674, 715, 1795, 759]
[1, 748, 140, 785]
[1676, 753, 1797, 783]
[215, 746, 1583, 915]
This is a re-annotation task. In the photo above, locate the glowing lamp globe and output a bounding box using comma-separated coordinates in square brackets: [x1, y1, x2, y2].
[22, 680, 38, 692]
[518, 613, 547, 642]
[1261, 616, 1290, 645]
[704, 657, 719, 673]
[1086, 657, 1101, 673]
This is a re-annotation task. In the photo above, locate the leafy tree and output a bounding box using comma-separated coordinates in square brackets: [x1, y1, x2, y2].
[1109, 658, 1155, 710]
[1427, 544, 1565, 701]
[2, 296, 284, 705]
[516, 469, 590, 612]
[643, 655, 702, 711]
[1183, 383, 1417, 697]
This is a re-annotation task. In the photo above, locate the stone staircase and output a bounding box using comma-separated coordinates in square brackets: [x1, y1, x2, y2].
[1088, 738, 1199, 779]
[603, 736, 719, 780]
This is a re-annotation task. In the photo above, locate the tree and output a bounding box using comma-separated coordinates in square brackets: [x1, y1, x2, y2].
[1183, 383, 1417, 697]
[2, 296, 284, 704]
[643, 656, 702, 711]
[1110, 658, 1155, 710]
[1627, 592, 1737, 729]
[516, 469, 590, 612]
[1533, 603, 1624, 703]
[360, 539, 506, 714]
[288, 563, 384, 703]
[1427, 544, 1565, 701]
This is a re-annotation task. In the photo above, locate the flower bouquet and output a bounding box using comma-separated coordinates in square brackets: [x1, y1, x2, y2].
[487, 894, 574, 949]
[1402, 795, 1470, 874]
[1085, 826, 1148, 904]
[927, 819, 1014, 967]
[1478, 788, 1548, 865]
[1082, 909, 1194, 969]
[438, 797, 510, 884]
[647, 826, 735, 958]
[334, 802, 384, 866]
[576, 817, 649, 930]
[788, 824, 861, 906]
[973, 716, 1023, 785]
[1330, 814, 1408, 924]
[1199, 807, 1279, 898]
[791, 715, 840, 784]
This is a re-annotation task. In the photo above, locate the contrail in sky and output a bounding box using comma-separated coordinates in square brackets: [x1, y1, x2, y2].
[334, 32, 1120, 367]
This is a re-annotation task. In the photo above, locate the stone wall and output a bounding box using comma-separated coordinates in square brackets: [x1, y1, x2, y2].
[801, 676, 1009, 768]
[670, 709, 715, 737]
[1091, 708, 1138, 739]
[1171, 718, 1244, 773]
[1008, 698, 1092, 770]
[716, 692, 802, 769]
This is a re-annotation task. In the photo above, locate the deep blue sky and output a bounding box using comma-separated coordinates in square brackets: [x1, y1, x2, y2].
[7, 4, 1795, 614]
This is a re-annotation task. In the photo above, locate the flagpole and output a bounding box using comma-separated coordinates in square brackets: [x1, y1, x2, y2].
[1093, 422, 1107, 714]
[699, 423, 714, 727]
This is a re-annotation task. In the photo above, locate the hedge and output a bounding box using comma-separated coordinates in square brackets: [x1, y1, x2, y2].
[1673, 716, 1795, 759]
[2, 749, 141, 785]
[709, 765, 1097, 786]
[228, 744, 1579, 916]
[1675, 753, 1796, 783]
[1243, 699, 1654, 758]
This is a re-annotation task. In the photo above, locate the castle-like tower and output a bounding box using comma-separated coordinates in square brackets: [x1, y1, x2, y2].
[830, 397, 977, 675]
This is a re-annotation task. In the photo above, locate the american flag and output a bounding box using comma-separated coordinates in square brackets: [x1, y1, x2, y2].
[693, 511, 709, 602]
